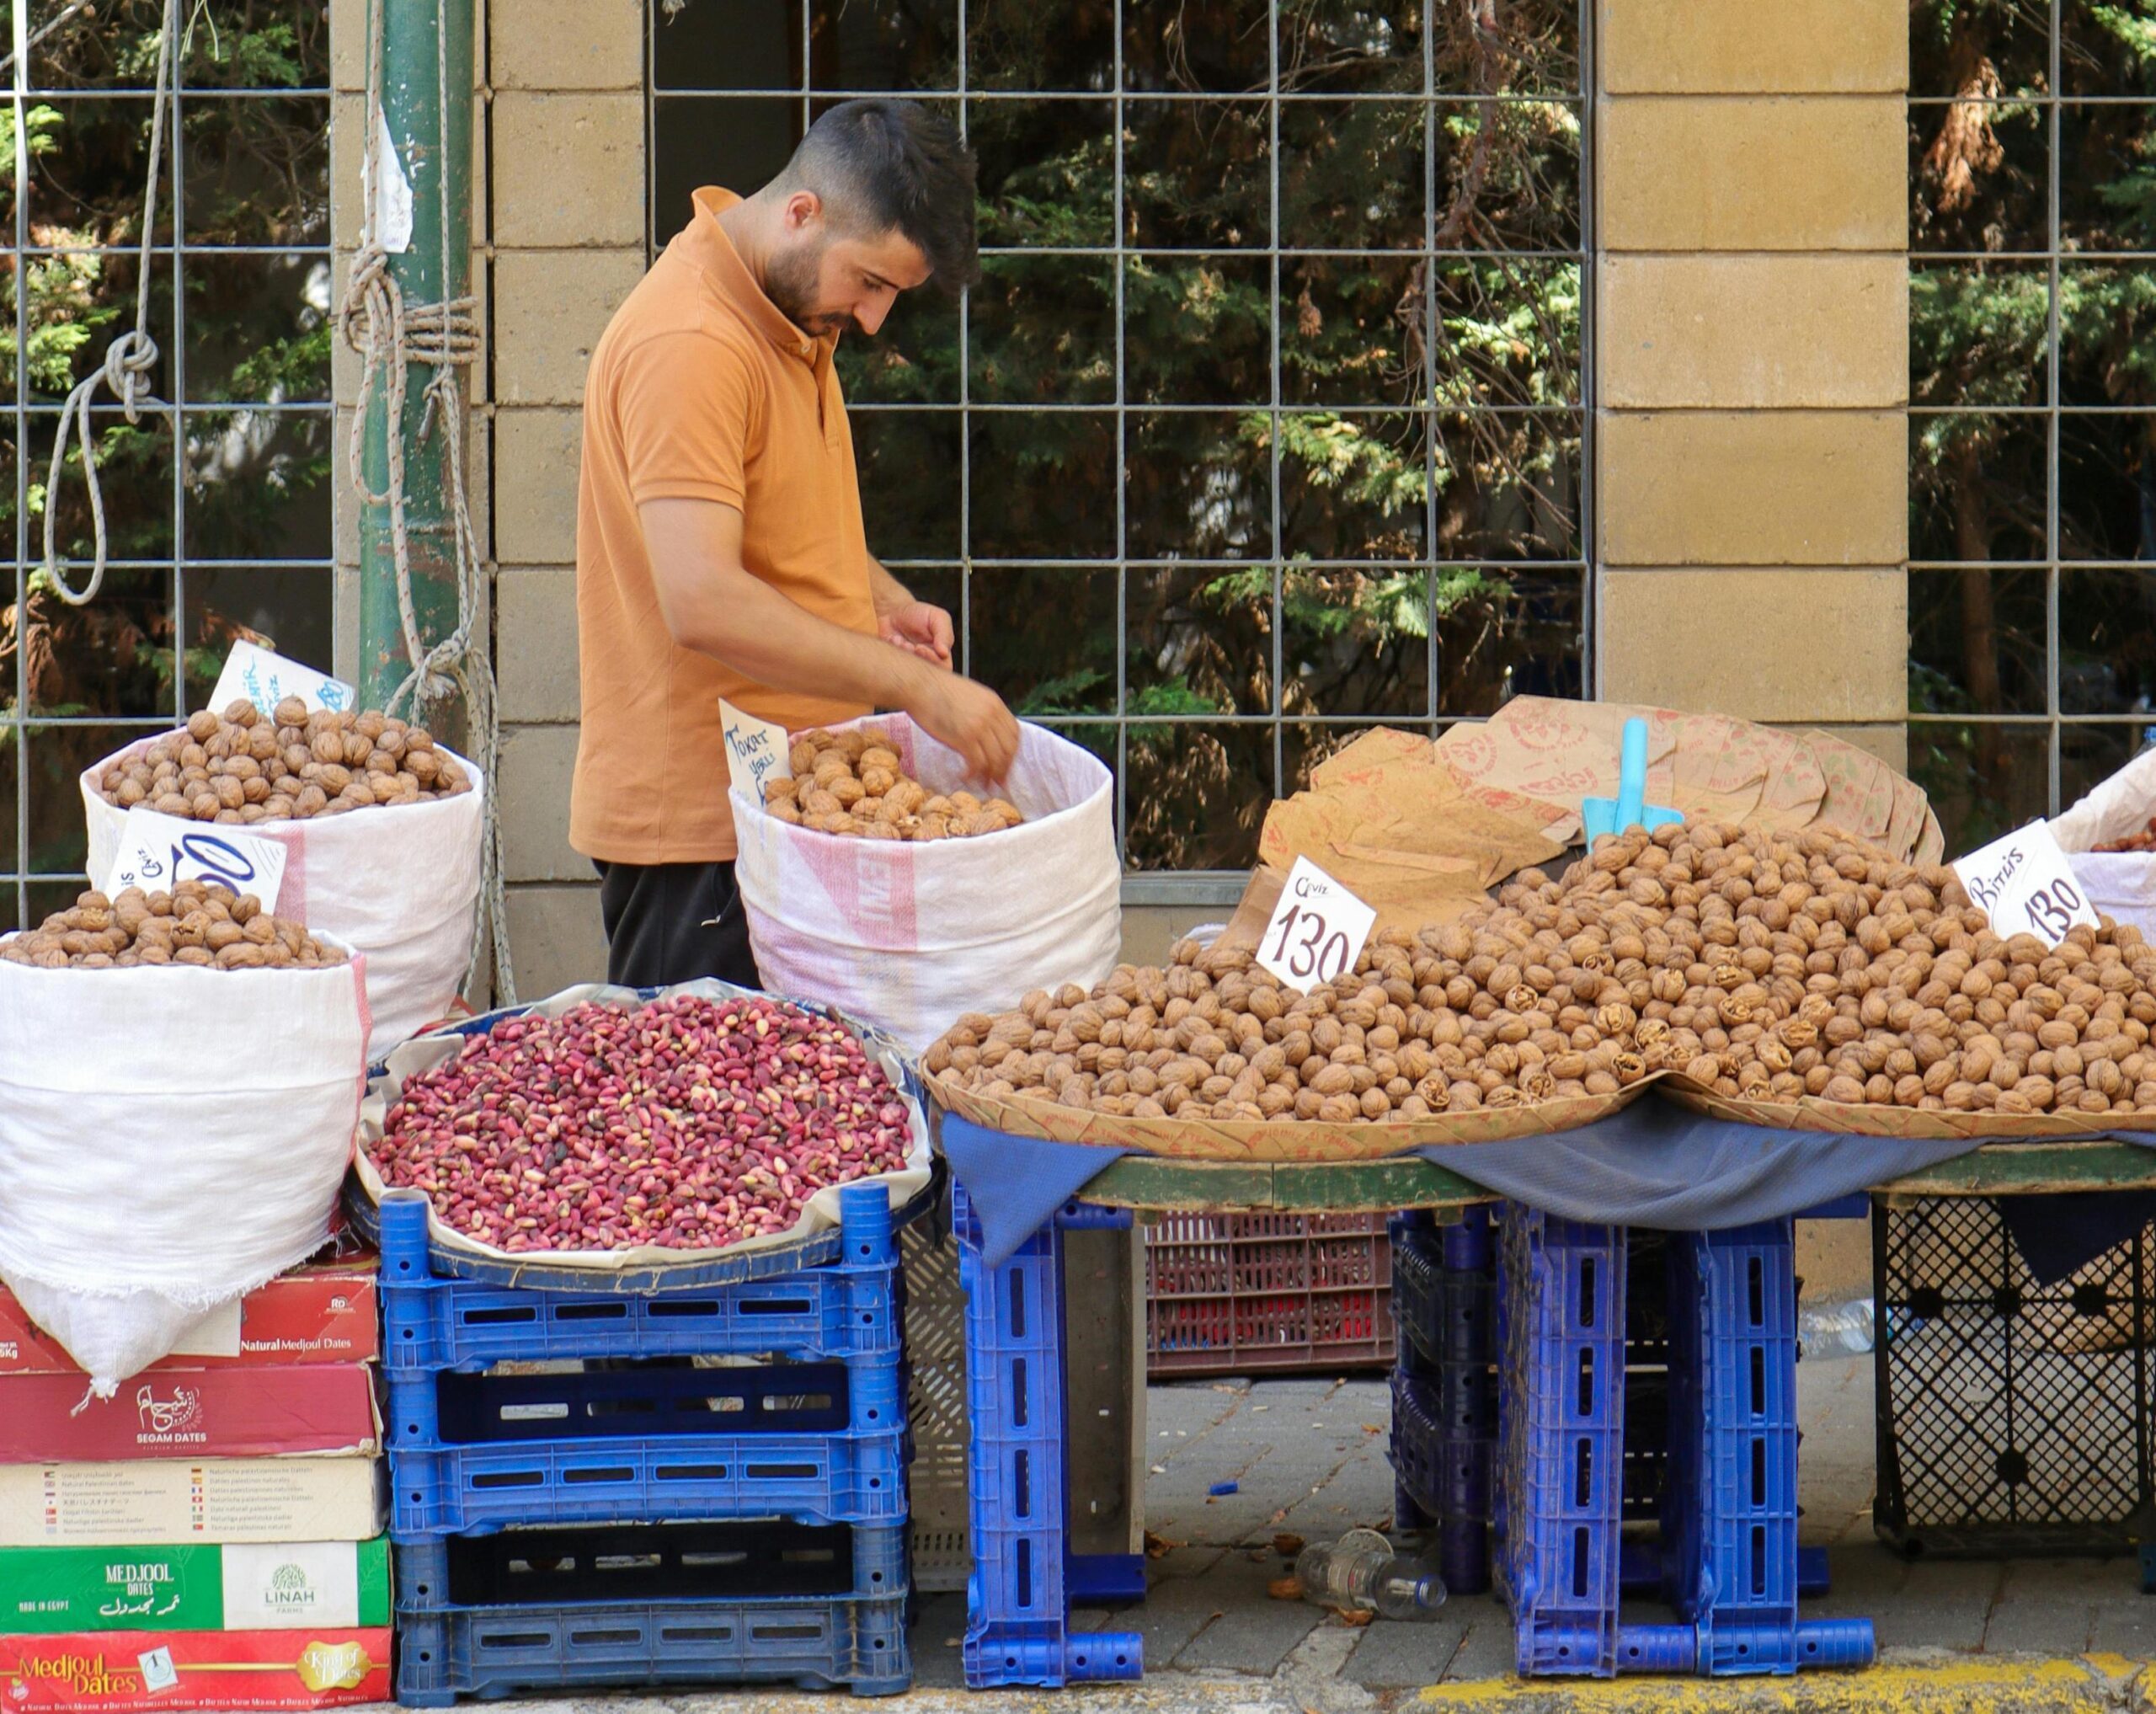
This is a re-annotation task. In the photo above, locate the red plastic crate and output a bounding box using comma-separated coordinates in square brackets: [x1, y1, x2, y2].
[1145, 1214, 1396, 1376]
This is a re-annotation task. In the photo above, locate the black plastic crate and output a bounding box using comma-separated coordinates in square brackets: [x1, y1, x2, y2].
[1874, 1196, 2154, 1556]
[397, 1521, 902, 1609]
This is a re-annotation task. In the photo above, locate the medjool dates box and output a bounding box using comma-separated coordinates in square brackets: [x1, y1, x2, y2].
[0, 1540, 390, 1633]
[0, 1628, 389, 1709]
[0, 1370, 377, 1463]
[0, 1266, 378, 1375]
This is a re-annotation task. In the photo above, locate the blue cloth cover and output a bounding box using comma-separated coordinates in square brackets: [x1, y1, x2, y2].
[938, 1104, 2156, 1274]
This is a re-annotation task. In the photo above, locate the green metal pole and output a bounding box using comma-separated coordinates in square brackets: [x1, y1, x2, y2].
[356, 0, 473, 748]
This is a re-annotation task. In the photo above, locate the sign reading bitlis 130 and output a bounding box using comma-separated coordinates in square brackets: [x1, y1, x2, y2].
[1951, 820, 2098, 948]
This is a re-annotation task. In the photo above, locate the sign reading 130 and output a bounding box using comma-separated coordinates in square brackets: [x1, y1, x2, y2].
[102, 809, 287, 915]
[1255, 857, 1379, 994]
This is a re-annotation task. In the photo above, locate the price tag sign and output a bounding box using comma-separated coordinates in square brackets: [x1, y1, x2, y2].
[1255, 857, 1378, 993]
[719, 697, 792, 802]
[100, 809, 287, 914]
[1951, 820, 2098, 946]
[208, 640, 355, 719]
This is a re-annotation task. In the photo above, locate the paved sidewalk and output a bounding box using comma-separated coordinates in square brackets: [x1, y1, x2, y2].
[353, 1354, 2156, 1711]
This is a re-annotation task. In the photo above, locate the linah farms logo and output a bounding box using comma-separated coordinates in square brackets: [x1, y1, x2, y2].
[132, 1384, 205, 1445]
[265, 1564, 318, 1612]
[19, 1652, 141, 1695]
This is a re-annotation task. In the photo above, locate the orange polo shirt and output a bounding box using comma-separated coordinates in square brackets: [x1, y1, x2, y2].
[569, 185, 877, 865]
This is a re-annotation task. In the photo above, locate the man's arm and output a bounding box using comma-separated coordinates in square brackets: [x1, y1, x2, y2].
[867, 557, 912, 617]
[868, 555, 954, 669]
[640, 497, 1015, 780]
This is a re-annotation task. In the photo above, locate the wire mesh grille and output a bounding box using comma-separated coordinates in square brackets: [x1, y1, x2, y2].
[3, 3, 334, 930]
[1907, 0, 2156, 854]
[1874, 1195, 2153, 1554]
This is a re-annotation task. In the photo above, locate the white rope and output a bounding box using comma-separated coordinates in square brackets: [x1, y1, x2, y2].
[336, 0, 514, 1003]
[38, 0, 181, 606]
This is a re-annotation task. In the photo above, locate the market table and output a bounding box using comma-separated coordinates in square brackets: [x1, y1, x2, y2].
[1073, 1135, 2156, 1211]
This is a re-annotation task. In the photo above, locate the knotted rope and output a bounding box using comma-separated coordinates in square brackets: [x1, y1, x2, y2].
[35, 0, 179, 606]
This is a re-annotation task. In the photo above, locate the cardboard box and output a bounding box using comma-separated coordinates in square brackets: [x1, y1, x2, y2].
[0, 1627, 389, 1709]
[0, 1540, 390, 1633]
[0, 1268, 378, 1377]
[0, 1370, 379, 1464]
[0, 1461, 384, 1548]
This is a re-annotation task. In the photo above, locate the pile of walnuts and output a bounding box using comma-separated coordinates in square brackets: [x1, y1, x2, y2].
[764, 726, 1022, 841]
[2093, 819, 2156, 853]
[1, 884, 346, 970]
[94, 698, 471, 825]
[927, 821, 2156, 1124]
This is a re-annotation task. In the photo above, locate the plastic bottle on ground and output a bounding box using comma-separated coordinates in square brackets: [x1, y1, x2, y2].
[1798, 1296, 1875, 1360]
[1294, 1528, 1447, 1620]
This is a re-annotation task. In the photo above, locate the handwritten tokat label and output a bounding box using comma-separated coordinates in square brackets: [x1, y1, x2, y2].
[1951, 820, 2098, 947]
[1255, 857, 1379, 993]
[101, 809, 287, 914]
[719, 698, 792, 804]
[208, 641, 354, 720]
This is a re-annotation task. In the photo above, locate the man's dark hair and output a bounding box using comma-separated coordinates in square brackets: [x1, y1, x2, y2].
[781, 99, 979, 294]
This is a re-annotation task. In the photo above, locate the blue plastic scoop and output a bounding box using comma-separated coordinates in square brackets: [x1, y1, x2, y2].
[1581, 717, 1683, 843]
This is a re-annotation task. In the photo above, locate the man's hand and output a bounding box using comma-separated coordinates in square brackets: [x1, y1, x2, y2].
[880, 601, 954, 669]
[906, 670, 1021, 784]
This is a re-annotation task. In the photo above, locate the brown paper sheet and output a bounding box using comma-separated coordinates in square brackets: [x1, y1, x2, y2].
[931, 1071, 1662, 1161]
[1251, 729, 1567, 937]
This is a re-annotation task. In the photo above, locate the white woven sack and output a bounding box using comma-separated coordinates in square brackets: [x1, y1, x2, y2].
[351, 980, 933, 1272]
[82, 740, 484, 1063]
[2054, 743, 2156, 946]
[0, 940, 370, 1395]
[730, 717, 1121, 1053]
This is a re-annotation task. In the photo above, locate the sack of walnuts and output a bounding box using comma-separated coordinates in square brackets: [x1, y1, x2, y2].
[2053, 745, 2156, 950]
[0, 902, 367, 1395]
[80, 698, 484, 1063]
[730, 714, 1119, 1054]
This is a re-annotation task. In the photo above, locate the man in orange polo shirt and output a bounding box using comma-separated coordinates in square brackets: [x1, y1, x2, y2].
[571, 99, 1019, 989]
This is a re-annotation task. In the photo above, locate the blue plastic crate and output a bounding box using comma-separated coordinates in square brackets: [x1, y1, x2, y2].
[1662, 1222, 1874, 1676]
[954, 1182, 1143, 1690]
[395, 1592, 910, 1703]
[377, 1185, 904, 1372]
[1390, 1227, 1497, 1376]
[1497, 1209, 1686, 1676]
[1391, 1366, 1493, 1524]
[390, 1426, 911, 1536]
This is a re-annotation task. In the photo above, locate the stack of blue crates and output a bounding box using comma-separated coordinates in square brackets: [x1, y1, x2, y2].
[1492, 1206, 1874, 1679]
[951, 1183, 1145, 1689]
[377, 1181, 915, 1704]
[1388, 1207, 1497, 1595]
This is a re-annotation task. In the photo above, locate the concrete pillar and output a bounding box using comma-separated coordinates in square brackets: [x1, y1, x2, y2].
[1594, 0, 1911, 770]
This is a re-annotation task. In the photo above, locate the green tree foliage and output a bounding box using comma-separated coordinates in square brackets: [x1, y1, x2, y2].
[0, 0, 329, 918]
[827, 0, 1587, 868]
[1908, 0, 2156, 851]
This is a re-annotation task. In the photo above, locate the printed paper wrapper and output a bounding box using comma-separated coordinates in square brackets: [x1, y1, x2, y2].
[927, 1069, 1663, 1161]
[1429, 698, 1941, 866]
[1662, 1073, 2156, 1140]
[1801, 727, 1948, 866]
[352, 978, 932, 1272]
